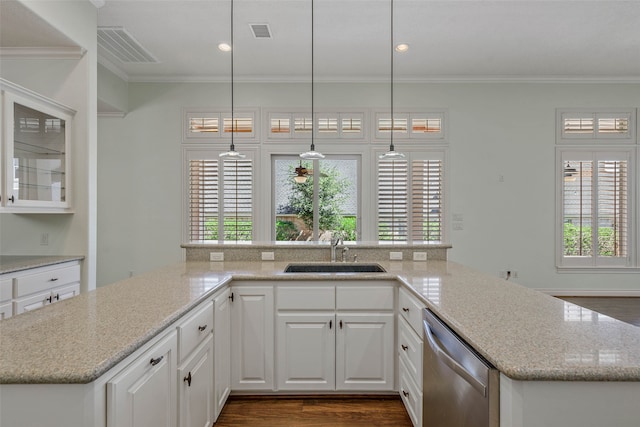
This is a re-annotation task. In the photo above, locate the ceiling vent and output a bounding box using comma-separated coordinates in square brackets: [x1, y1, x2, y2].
[97, 26, 158, 63]
[250, 23, 272, 39]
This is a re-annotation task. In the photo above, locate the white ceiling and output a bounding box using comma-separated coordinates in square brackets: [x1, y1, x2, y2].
[94, 0, 640, 83]
[2, 0, 639, 83]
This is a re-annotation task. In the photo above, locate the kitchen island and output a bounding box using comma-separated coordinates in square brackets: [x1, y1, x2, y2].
[1, 260, 640, 426]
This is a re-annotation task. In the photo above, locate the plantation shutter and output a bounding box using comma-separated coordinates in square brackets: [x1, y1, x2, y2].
[378, 159, 408, 240]
[411, 159, 443, 242]
[597, 160, 628, 258]
[223, 159, 253, 241]
[188, 159, 219, 241]
[561, 154, 629, 265]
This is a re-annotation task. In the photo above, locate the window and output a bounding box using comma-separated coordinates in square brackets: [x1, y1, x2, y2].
[184, 109, 257, 140]
[377, 152, 445, 243]
[375, 111, 445, 140]
[273, 156, 359, 241]
[556, 108, 637, 269]
[265, 110, 365, 140]
[185, 149, 254, 242]
[558, 151, 632, 267]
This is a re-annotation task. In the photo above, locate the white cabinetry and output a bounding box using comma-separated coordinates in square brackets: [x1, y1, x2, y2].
[0, 79, 74, 212]
[275, 282, 395, 393]
[11, 261, 81, 315]
[230, 283, 274, 391]
[177, 300, 214, 427]
[107, 329, 178, 427]
[397, 286, 426, 427]
[214, 288, 231, 420]
[0, 277, 12, 319]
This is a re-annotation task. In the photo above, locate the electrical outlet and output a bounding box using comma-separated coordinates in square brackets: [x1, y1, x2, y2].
[413, 252, 427, 261]
[210, 252, 224, 262]
[261, 251, 275, 261]
[389, 251, 403, 260]
[40, 233, 49, 246]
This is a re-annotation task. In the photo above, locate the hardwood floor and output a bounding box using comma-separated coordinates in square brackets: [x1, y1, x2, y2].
[558, 297, 640, 327]
[214, 396, 413, 427]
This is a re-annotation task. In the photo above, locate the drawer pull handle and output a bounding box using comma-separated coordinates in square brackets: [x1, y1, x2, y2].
[402, 390, 409, 397]
[198, 325, 207, 332]
[401, 344, 408, 351]
[54, 294, 60, 301]
[184, 372, 192, 387]
[49, 278, 59, 282]
[329, 320, 332, 329]
[8, 196, 14, 203]
[46, 296, 53, 303]
[149, 356, 164, 366]
[402, 307, 409, 312]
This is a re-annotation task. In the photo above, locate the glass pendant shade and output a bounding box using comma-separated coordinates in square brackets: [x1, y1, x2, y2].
[379, 147, 405, 160]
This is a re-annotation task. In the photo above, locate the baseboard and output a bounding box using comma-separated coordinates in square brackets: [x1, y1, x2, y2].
[537, 288, 640, 297]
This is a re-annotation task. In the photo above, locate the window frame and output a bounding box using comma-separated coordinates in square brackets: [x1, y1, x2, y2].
[183, 108, 259, 142]
[556, 108, 636, 144]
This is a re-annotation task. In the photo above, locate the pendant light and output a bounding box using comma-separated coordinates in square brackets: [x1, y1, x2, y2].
[379, 0, 405, 160]
[300, 0, 325, 160]
[220, 0, 245, 159]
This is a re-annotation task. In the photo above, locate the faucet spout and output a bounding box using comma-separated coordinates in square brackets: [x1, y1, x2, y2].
[330, 236, 343, 262]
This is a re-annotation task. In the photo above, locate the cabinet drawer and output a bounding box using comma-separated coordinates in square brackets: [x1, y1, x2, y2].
[14, 290, 50, 314]
[398, 287, 425, 335]
[14, 263, 80, 297]
[399, 357, 422, 427]
[398, 315, 423, 388]
[277, 286, 335, 310]
[336, 285, 394, 310]
[178, 301, 213, 361]
[0, 277, 12, 302]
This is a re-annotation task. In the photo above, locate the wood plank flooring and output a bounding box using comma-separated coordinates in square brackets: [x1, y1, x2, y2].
[557, 297, 640, 327]
[214, 396, 413, 427]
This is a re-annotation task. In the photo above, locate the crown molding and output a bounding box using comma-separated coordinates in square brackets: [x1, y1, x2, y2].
[0, 47, 85, 60]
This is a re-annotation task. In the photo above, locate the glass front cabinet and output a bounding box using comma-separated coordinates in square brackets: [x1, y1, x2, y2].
[1, 79, 75, 212]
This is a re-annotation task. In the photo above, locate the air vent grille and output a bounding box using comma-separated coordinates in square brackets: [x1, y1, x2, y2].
[97, 26, 158, 63]
[250, 24, 272, 39]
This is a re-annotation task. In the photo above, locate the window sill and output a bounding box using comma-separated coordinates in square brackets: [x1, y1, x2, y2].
[556, 266, 640, 274]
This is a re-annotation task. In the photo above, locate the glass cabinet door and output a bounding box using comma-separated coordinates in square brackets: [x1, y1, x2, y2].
[12, 102, 67, 204]
[1, 85, 74, 211]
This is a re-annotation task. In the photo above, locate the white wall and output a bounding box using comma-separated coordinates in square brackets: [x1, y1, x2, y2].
[0, 0, 98, 291]
[97, 81, 640, 293]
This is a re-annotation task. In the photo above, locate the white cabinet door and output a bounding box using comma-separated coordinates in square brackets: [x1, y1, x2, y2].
[107, 330, 178, 427]
[52, 282, 80, 302]
[336, 313, 395, 391]
[276, 313, 335, 391]
[178, 335, 214, 427]
[14, 290, 50, 313]
[214, 288, 231, 420]
[230, 285, 274, 391]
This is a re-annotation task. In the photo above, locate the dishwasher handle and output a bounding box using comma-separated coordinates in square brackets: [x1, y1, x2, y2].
[423, 319, 487, 397]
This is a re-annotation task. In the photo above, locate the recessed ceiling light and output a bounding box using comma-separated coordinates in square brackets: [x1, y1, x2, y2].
[218, 43, 232, 52]
[395, 43, 409, 53]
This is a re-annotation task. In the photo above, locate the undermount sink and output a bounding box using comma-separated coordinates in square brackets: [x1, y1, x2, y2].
[283, 263, 387, 273]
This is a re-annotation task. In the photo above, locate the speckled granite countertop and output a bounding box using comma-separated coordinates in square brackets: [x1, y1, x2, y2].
[1, 260, 640, 384]
[0, 255, 84, 274]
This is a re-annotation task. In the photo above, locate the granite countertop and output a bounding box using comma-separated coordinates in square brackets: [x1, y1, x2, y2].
[1, 260, 640, 385]
[0, 255, 84, 274]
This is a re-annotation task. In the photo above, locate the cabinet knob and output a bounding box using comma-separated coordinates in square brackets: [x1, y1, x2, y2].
[184, 371, 192, 387]
[198, 325, 207, 332]
[49, 278, 59, 282]
[402, 307, 410, 312]
[54, 294, 60, 301]
[149, 356, 164, 366]
[45, 296, 53, 303]
[8, 196, 14, 203]
[402, 390, 409, 397]
[329, 320, 332, 329]
[401, 344, 408, 351]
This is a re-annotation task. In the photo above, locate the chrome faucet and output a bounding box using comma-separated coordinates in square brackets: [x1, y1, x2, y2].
[330, 236, 343, 262]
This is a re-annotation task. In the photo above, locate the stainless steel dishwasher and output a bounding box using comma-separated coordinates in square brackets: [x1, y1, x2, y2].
[422, 308, 499, 427]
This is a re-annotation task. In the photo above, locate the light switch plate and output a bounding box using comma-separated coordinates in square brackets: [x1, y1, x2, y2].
[210, 252, 224, 261]
[413, 252, 427, 261]
[261, 251, 275, 261]
[390, 251, 403, 260]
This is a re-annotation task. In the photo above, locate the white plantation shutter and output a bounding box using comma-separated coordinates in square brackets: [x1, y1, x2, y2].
[188, 159, 219, 241]
[560, 153, 630, 266]
[378, 159, 408, 240]
[186, 152, 254, 243]
[377, 153, 445, 242]
[223, 159, 253, 241]
[597, 160, 628, 258]
[411, 160, 443, 242]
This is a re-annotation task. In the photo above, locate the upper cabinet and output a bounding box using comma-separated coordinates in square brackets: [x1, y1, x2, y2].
[1, 79, 75, 213]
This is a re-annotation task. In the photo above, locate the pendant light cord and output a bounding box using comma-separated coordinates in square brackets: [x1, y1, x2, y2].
[310, 0, 315, 152]
[390, 0, 394, 152]
[230, 0, 235, 151]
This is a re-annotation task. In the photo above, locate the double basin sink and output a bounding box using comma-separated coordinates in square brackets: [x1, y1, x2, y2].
[283, 263, 386, 273]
